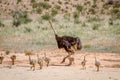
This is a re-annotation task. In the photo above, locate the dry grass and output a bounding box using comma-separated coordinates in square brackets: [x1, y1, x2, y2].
[0, 0, 120, 53]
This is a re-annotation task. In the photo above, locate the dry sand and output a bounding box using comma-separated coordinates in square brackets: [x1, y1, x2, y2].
[0, 48, 120, 80]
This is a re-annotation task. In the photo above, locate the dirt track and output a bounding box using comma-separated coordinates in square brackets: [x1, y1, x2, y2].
[0, 48, 120, 80]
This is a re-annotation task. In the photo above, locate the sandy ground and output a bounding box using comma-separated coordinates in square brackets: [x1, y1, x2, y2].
[0, 48, 120, 80]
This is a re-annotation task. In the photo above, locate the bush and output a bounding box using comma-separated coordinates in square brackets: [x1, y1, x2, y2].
[24, 27, 32, 33]
[103, 3, 110, 9]
[55, 5, 61, 10]
[5, 50, 10, 55]
[44, 0, 49, 1]
[82, 22, 87, 27]
[31, 3, 38, 8]
[111, 8, 120, 19]
[51, 8, 58, 17]
[0, 21, 5, 27]
[73, 11, 80, 23]
[73, 11, 79, 19]
[36, 7, 42, 14]
[75, 4, 83, 12]
[92, 4, 97, 8]
[17, 0, 22, 4]
[111, 8, 119, 14]
[12, 11, 32, 27]
[109, 18, 113, 25]
[89, 8, 95, 14]
[92, 23, 100, 30]
[113, 3, 120, 8]
[63, 13, 70, 21]
[42, 13, 51, 20]
[58, 0, 62, 4]
[39, 2, 51, 9]
[30, 0, 36, 3]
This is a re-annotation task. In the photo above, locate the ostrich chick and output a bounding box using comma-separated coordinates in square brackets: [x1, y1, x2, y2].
[10, 55, 16, 65]
[29, 55, 36, 71]
[81, 54, 88, 70]
[25, 51, 36, 71]
[43, 53, 50, 67]
[37, 54, 43, 69]
[0, 53, 4, 64]
[95, 56, 101, 72]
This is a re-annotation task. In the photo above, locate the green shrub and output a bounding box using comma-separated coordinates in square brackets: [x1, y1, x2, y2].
[75, 4, 83, 12]
[5, 50, 10, 55]
[24, 27, 32, 33]
[89, 8, 95, 14]
[101, 0, 104, 2]
[113, 3, 120, 8]
[31, 3, 38, 8]
[111, 8, 120, 20]
[92, 4, 97, 8]
[0, 21, 5, 27]
[82, 22, 87, 27]
[12, 11, 32, 27]
[30, 0, 36, 3]
[73, 11, 79, 19]
[73, 11, 80, 23]
[63, 13, 70, 21]
[92, 23, 100, 30]
[51, 8, 58, 17]
[64, 1, 69, 4]
[44, 0, 49, 1]
[55, 5, 61, 10]
[17, 0, 22, 4]
[103, 3, 109, 9]
[93, 0, 97, 4]
[58, 0, 62, 4]
[116, 12, 120, 19]
[42, 13, 51, 20]
[39, 2, 51, 9]
[111, 8, 119, 14]
[109, 18, 113, 25]
[13, 19, 20, 27]
[36, 7, 42, 14]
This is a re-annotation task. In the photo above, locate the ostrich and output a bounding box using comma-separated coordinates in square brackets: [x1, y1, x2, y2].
[37, 54, 43, 69]
[0, 53, 4, 64]
[10, 55, 16, 65]
[94, 55, 101, 72]
[25, 51, 36, 71]
[43, 53, 50, 67]
[81, 54, 88, 70]
[48, 21, 82, 66]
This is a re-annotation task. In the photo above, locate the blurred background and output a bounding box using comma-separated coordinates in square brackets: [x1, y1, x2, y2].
[0, 0, 120, 53]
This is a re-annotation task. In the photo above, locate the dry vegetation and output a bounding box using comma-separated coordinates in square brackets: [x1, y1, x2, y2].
[0, 0, 119, 53]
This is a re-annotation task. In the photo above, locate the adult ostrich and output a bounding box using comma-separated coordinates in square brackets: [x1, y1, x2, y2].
[48, 21, 82, 66]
